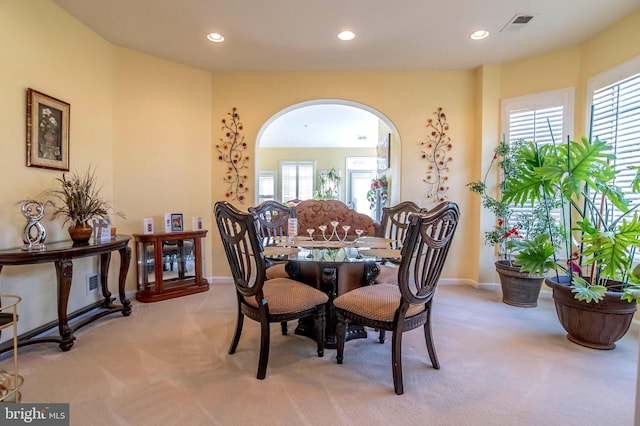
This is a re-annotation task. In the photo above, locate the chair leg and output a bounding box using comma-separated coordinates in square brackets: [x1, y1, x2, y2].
[281, 321, 288, 335]
[228, 308, 244, 355]
[314, 305, 325, 357]
[336, 311, 346, 364]
[391, 330, 404, 395]
[257, 317, 271, 380]
[378, 329, 386, 344]
[423, 311, 440, 369]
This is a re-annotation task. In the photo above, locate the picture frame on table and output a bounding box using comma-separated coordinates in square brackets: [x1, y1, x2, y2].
[26, 88, 70, 171]
[376, 133, 390, 171]
[170, 213, 184, 232]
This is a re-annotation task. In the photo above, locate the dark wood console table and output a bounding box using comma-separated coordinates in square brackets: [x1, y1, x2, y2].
[0, 235, 132, 352]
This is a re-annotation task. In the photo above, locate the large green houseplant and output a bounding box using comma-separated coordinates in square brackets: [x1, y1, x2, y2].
[468, 140, 563, 307]
[502, 136, 640, 349]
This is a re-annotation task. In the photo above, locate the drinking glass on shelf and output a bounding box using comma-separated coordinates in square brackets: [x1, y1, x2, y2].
[355, 229, 364, 239]
[306, 228, 314, 240]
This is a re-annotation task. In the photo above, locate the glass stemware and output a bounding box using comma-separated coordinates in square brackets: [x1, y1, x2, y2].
[355, 229, 364, 239]
[318, 225, 328, 241]
[306, 228, 314, 240]
[341, 225, 351, 241]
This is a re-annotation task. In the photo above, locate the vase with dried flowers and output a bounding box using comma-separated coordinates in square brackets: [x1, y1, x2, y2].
[46, 167, 125, 244]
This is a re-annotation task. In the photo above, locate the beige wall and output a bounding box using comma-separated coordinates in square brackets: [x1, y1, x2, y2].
[259, 146, 376, 201]
[112, 46, 213, 288]
[0, 0, 114, 334]
[1, 1, 639, 335]
[210, 70, 477, 279]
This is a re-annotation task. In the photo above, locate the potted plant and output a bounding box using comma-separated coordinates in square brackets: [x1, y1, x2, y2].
[502, 136, 640, 349]
[314, 167, 342, 200]
[46, 166, 124, 244]
[468, 140, 564, 307]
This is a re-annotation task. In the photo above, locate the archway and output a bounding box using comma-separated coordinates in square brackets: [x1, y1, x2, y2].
[255, 99, 400, 218]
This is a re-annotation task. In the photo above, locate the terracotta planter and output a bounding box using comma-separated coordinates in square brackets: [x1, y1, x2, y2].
[495, 260, 544, 308]
[68, 221, 93, 244]
[545, 275, 637, 350]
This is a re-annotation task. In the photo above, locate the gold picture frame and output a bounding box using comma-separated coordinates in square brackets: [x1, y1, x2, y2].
[26, 88, 70, 171]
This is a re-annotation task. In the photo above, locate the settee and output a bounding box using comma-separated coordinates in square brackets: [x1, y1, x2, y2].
[293, 199, 378, 237]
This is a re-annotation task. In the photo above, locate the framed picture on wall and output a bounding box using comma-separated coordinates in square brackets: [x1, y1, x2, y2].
[376, 133, 390, 171]
[170, 213, 184, 232]
[26, 88, 70, 171]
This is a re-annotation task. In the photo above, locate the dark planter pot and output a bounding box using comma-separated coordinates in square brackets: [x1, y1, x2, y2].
[495, 260, 544, 308]
[545, 275, 637, 350]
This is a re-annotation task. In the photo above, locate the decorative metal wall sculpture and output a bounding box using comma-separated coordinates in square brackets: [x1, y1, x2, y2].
[216, 107, 249, 203]
[419, 107, 452, 203]
[20, 199, 47, 250]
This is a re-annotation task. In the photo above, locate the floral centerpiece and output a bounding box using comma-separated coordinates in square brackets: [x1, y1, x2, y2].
[366, 175, 388, 210]
[46, 166, 124, 243]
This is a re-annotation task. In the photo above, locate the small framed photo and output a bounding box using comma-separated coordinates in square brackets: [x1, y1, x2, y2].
[26, 88, 70, 171]
[170, 213, 184, 232]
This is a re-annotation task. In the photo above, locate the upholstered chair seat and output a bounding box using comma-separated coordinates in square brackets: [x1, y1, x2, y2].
[243, 278, 329, 314]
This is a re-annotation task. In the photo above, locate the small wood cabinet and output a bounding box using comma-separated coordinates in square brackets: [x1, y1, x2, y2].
[133, 230, 208, 302]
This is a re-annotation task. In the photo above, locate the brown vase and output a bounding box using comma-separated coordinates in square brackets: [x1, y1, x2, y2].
[545, 275, 637, 350]
[68, 221, 93, 244]
[495, 260, 545, 308]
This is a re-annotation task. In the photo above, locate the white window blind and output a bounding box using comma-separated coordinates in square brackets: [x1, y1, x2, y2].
[258, 170, 276, 204]
[280, 161, 314, 202]
[502, 88, 574, 230]
[590, 70, 640, 222]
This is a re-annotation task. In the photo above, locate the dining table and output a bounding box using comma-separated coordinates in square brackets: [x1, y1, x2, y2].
[263, 235, 401, 348]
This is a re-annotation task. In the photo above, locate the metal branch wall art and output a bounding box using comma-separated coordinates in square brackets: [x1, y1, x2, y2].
[419, 107, 452, 203]
[216, 107, 249, 203]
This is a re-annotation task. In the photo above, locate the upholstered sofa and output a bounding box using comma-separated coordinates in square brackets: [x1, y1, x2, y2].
[293, 199, 378, 237]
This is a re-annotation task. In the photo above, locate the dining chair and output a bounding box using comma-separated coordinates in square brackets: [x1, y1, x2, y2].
[248, 200, 296, 280]
[215, 201, 328, 380]
[374, 200, 424, 285]
[333, 201, 460, 394]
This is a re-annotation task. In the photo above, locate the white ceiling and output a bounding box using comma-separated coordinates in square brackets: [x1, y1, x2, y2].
[50, 0, 640, 147]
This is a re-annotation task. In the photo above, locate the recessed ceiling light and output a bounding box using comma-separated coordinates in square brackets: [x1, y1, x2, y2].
[207, 32, 224, 43]
[338, 31, 355, 41]
[470, 30, 490, 40]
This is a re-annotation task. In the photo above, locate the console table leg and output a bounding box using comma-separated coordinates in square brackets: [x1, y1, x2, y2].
[55, 259, 76, 351]
[99, 252, 114, 308]
[118, 246, 132, 316]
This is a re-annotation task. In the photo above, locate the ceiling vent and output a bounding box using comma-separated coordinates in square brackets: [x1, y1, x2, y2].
[500, 14, 534, 32]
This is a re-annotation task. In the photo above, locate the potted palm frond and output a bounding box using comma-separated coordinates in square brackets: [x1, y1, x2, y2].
[502, 136, 640, 349]
[46, 166, 124, 244]
[468, 140, 564, 307]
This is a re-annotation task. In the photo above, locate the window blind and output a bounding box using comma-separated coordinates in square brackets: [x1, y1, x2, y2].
[590, 71, 640, 223]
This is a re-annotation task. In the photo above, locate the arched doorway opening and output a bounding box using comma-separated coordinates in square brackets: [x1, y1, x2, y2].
[255, 99, 400, 220]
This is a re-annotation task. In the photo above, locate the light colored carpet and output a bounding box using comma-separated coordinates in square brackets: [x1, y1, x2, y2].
[3, 283, 637, 426]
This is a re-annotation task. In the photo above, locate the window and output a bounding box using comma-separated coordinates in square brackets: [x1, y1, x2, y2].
[280, 161, 314, 202]
[257, 170, 276, 204]
[501, 88, 574, 227]
[587, 56, 640, 223]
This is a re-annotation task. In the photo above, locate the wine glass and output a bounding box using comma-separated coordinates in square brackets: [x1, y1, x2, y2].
[306, 228, 314, 240]
[355, 229, 364, 240]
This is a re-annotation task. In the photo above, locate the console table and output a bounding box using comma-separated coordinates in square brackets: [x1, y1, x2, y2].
[0, 235, 132, 352]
